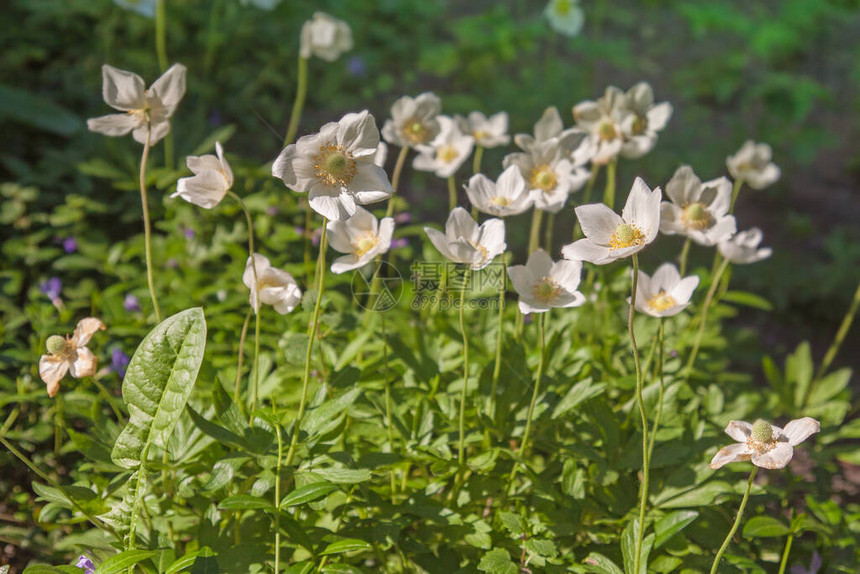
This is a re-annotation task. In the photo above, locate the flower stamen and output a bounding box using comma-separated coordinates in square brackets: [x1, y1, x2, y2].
[609, 223, 645, 250]
[313, 143, 357, 188]
[647, 290, 676, 312]
[681, 202, 712, 230]
[529, 165, 557, 192]
[533, 277, 561, 303]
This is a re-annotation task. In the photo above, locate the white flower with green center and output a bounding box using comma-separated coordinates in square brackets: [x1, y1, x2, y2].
[381, 92, 442, 149]
[87, 63, 186, 145]
[727, 140, 781, 189]
[39, 318, 106, 398]
[572, 86, 631, 164]
[455, 111, 510, 148]
[718, 227, 772, 264]
[660, 165, 736, 245]
[243, 254, 302, 315]
[632, 263, 699, 317]
[299, 12, 353, 61]
[619, 82, 673, 159]
[465, 165, 533, 217]
[508, 249, 586, 314]
[172, 141, 233, 209]
[562, 177, 662, 264]
[544, 0, 584, 37]
[272, 110, 393, 221]
[326, 206, 394, 274]
[710, 417, 820, 470]
[413, 116, 475, 178]
[424, 207, 506, 270]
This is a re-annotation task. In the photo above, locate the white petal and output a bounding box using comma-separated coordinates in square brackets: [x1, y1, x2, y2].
[666, 166, 700, 206]
[507, 264, 535, 299]
[647, 102, 673, 132]
[148, 63, 187, 114]
[534, 106, 563, 141]
[87, 113, 139, 137]
[527, 249, 554, 278]
[425, 227, 456, 262]
[781, 417, 820, 446]
[337, 110, 379, 154]
[350, 164, 393, 198]
[173, 171, 229, 209]
[576, 203, 623, 245]
[69, 347, 98, 379]
[39, 354, 69, 397]
[561, 238, 614, 265]
[447, 207, 479, 243]
[651, 263, 681, 291]
[752, 442, 794, 469]
[101, 65, 145, 111]
[710, 443, 753, 469]
[670, 276, 700, 306]
[552, 259, 583, 292]
[724, 420, 753, 443]
[186, 154, 222, 174]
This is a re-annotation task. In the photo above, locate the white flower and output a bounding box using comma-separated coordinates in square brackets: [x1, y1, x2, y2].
[243, 254, 302, 315]
[424, 207, 506, 270]
[455, 111, 510, 148]
[413, 116, 475, 178]
[39, 318, 106, 398]
[508, 249, 586, 314]
[619, 82, 673, 159]
[632, 263, 699, 317]
[659, 166, 736, 246]
[465, 165, 533, 217]
[710, 417, 820, 470]
[718, 228, 772, 264]
[374, 142, 388, 168]
[572, 87, 630, 164]
[544, 0, 584, 37]
[381, 92, 442, 149]
[326, 206, 394, 274]
[87, 63, 186, 145]
[513, 106, 580, 153]
[272, 110, 393, 221]
[503, 135, 590, 213]
[727, 141, 780, 190]
[299, 12, 353, 61]
[562, 177, 662, 264]
[172, 142, 233, 209]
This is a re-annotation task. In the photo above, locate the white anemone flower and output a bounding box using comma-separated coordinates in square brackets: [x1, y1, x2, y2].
[243, 254, 302, 315]
[413, 116, 475, 178]
[620, 82, 673, 159]
[326, 206, 394, 274]
[727, 141, 781, 189]
[39, 318, 106, 398]
[299, 12, 353, 61]
[382, 92, 442, 149]
[572, 86, 631, 164]
[272, 110, 393, 221]
[465, 165, 533, 217]
[632, 263, 699, 317]
[424, 207, 506, 270]
[513, 106, 580, 153]
[455, 111, 510, 148]
[660, 166, 736, 246]
[172, 141, 233, 209]
[87, 63, 187, 145]
[562, 177, 662, 264]
[710, 417, 820, 470]
[508, 249, 586, 314]
[544, 0, 585, 37]
[718, 228, 772, 264]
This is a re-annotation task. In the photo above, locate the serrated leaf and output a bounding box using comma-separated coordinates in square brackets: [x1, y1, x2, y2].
[477, 548, 517, 574]
[498, 511, 526, 537]
[319, 539, 372, 556]
[95, 549, 158, 574]
[280, 482, 338, 507]
[742, 516, 790, 538]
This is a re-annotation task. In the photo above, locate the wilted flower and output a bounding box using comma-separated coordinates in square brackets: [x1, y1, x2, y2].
[412, 116, 474, 178]
[87, 63, 186, 145]
[172, 141, 233, 209]
[300, 12, 353, 61]
[75, 555, 96, 574]
[326, 206, 394, 274]
[455, 111, 510, 148]
[111, 347, 130, 378]
[123, 294, 141, 313]
[243, 254, 302, 315]
[272, 110, 393, 221]
[382, 92, 442, 149]
[727, 141, 780, 189]
[619, 82, 673, 159]
[504, 134, 590, 213]
[710, 417, 820, 470]
[544, 0, 584, 37]
[62, 237, 78, 254]
[465, 165, 533, 217]
[718, 228, 772, 264]
[424, 207, 506, 270]
[572, 87, 629, 164]
[562, 177, 662, 264]
[660, 166, 736, 246]
[508, 249, 586, 314]
[632, 263, 699, 317]
[39, 318, 106, 398]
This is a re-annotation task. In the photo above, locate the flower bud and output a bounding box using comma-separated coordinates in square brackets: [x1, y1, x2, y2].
[751, 419, 773, 443]
[46, 335, 67, 355]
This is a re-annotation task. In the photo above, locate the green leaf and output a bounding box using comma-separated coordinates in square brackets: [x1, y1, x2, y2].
[720, 290, 773, 311]
[280, 482, 338, 507]
[218, 495, 274, 511]
[301, 388, 362, 437]
[498, 511, 526, 537]
[22, 568, 68, 574]
[477, 548, 518, 574]
[657, 481, 732, 509]
[95, 549, 158, 574]
[312, 467, 372, 484]
[583, 552, 624, 574]
[552, 378, 606, 419]
[787, 342, 813, 409]
[164, 548, 215, 574]
[807, 368, 851, 405]
[653, 510, 699, 548]
[0, 84, 83, 136]
[319, 539, 372, 556]
[111, 308, 207, 469]
[191, 125, 237, 156]
[742, 516, 790, 538]
[319, 566, 362, 574]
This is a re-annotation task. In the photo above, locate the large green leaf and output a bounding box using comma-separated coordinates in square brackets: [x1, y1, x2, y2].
[111, 308, 207, 469]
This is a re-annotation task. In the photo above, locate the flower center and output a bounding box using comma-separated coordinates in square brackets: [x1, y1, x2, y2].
[598, 121, 618, 141]
[404, 117, 430, 145]
[46, 335, 69, 355]
[438, 144, 459, 164]
[555, 0, 572, 15]
[747, 419, 777, 453]
[631, 115, 647, 136]
[681, 202, 711, 230]
[313, 143, 357, 187]
[352, 233, 379, 257]
[474, 130, 489, 141]
[647, 290, 676, 312]
[469, 240, 489, 262]
[490, 196, 512, 207]
[533, 277, 561, 303]
[609, 223, 645, 250]
[529, 165, 557, 192]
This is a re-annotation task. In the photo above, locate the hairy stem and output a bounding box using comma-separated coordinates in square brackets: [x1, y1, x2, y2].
[448, 176, 457, 211]
[603, 158, 617, 210]
[679, 237, 691, 277]
[456, 269, 472, 476]
[234, 309, 252, 406]
[527, 209, 544, 255]
[777, 533, 794, 574]
[283, 55, 308, 147]
[385, 146, 410, 218]
[139, 123, 162, 322]
[730, 178, 744, 213]
[488, 260, 507, 428]
[710, 467, 758, 574]
[631, 254, 649, 574]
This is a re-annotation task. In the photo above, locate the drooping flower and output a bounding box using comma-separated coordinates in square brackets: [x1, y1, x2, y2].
[455, 111, 510, 148]
[632, 263, 699, 318]
[412, 116, 474, 178]
[172, 141, 233, 209]
[111, 347, 130, 378]
[572, 87, 630, 164]
[326, 206, 394, 274]
[424, 207, 506, 270]
[382, 92, 442, 149]
[39, 318, 106, 398]
[710, 417, 820, 470]
[619, 82, 672, 158]
[727, 141, 780, 189]
[718, 228, 772, 264]
[123, 294, 141, 313]
[87, 63, 187, 145]
[243, 254, 302, 315]
[504, 134, 590, 213]
[272, 110, 393, 221]
[659, 165, 736, 246]
[508, 249, 586, 314]
[465, 165, 533, 217]
[562, 177, 662, 264]
[299, 12, 353, 62]
[544, 0, 585, 37]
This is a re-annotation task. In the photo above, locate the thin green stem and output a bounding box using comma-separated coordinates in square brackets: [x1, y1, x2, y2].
[234, 309, 253, 406]
[647, 319, 665, 462]
[252, 310, 261, 413]
[456, 269, 471, 475]
[630, 254, 649, 574]
[472, 145, 484, 175]
[603, 159, 617, 210]
[573, 164, 601, 241]
[730, 178, 744, 213]
[139, 123, 162, 322]
[54, 394, 63, 454]
[679, 237, 691, 277]
[710, 467, 758, 574]
[488, 260, 507, 426]
[382, 312, 396, 497]
[684, 257, 731, 384]
[448, 176, 457, 211]
[528, 209, 544, 255]
[543, 212, 555, 253]
[274, 420, 283, 573]
[385, 146, 410, 218]
[284, 56, 308, 147]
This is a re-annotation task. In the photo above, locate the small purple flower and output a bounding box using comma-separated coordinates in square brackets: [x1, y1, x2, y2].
[311, 228, 322, 247]
[123, 294, 141, 313]
[392, 238, 408, 249]
[294, 226, 305, 236]
[75, 555, 96, 574]
[346, 56, 366, 77]
[182, 226, 195, 240]
[62, 237, 78, 254]
[167, 258, 178, 269]
[40, 277, 62, 300]
[266, 206, 279, 216]
[394, 212, 411, 224]
[669, 350, 678, 358]
[523, 314, 532, 324]
[111, 348, 130, 378]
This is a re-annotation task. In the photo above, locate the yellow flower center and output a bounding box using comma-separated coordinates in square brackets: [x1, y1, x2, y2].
[533, 277, 561, 303]
[438, 144, 459, 164]
[404, 117, 431, 145]
[313, 143, 357, 187]
[555, 0, 572, 15]
[747, 419, 777, 453]
[490, 196, 512, 207]
[631, 115, 647, 136]
[352, 233, 379, 257]
[681, 202, 711, 230]
[598, 121, 618, 141]
[647, 290, 676, 312]
[470, 240, 489, 262]
[609, 223, 645, 250]
[46, 335, 69, 355]
[529, 165, 557, 192]
[474, 130, 489, 141]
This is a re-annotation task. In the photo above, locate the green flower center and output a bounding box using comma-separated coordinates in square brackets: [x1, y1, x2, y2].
[46, 335, 68, 355]
[609, 223, 645, 250]
[598, 121, 618, 141]
[533, 277, 561, 303]
[751, 419, 773, 443]
[632, 115, 647, 136]
[555, 0, 572, 15]
[681, 202, 711, 230]
[404, 118, 431, 145]
[353, 234, 379, 257]
[529, 165, 557, 192]
[490, 196, 511, 207]
[313, 143, 357, 187]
